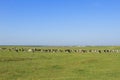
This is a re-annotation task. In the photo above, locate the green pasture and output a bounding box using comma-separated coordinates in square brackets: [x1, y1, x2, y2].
[0, 46, 120, 80]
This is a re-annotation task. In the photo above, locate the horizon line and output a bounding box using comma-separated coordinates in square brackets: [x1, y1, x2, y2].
[0, 45, 120, 47]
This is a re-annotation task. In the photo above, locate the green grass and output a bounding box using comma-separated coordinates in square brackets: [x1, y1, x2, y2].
[0, 46, 120, 80]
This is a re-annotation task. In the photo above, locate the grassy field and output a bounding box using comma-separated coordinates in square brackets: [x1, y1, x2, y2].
[0, 46, 120, 80]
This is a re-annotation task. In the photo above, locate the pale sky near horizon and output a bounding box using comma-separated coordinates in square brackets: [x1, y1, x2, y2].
[0, 0, 120, 46]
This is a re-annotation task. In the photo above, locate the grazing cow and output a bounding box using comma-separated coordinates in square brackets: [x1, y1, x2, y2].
[81, 50, 87, 53]
[65, 49, 71, 53]
[98, 50, 102, 53]
[103, 50, 107, 53]
[28, 49, 35, 53]
[89, 50, 93, 53]
[8, 48, 12, 52]
[59, 49, 63, 53]
[1, 48, 7, 50]
[73, 49, 77, 53]
[15, 48, 19, 53]
[115, 50, 119, 53]
[21, 48, 25, 52]
[74, 49, 81, 53]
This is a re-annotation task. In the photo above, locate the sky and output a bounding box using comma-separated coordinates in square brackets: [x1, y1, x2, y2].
[0, 0, 120, 46]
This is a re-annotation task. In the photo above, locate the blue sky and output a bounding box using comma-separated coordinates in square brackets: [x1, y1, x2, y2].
[0, 0, 120, 46]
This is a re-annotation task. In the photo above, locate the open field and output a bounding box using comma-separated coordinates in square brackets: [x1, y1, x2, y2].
[0, 46, 120, 80]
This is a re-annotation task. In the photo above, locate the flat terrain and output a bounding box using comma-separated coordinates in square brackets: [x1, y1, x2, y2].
[0, 46, 120, 80]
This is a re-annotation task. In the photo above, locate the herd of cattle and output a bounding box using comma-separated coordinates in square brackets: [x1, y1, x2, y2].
[0, 47, 120, 53]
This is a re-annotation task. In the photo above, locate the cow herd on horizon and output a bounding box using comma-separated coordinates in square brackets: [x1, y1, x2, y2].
[0, 47, 120, 53]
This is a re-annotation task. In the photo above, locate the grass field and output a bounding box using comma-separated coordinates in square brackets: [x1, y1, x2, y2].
[0, 46, 120, 80]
